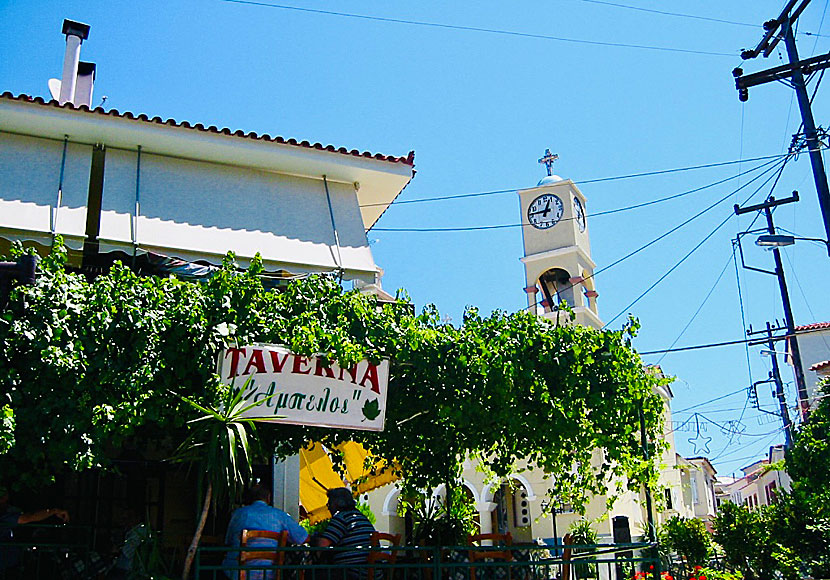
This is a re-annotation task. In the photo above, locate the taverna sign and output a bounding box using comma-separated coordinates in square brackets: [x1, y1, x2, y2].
[218, 344, 389, 431]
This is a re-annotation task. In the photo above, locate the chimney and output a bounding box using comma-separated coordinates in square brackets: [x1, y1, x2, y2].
[59, 19, 90, 105]
[75, 62, 96, 107]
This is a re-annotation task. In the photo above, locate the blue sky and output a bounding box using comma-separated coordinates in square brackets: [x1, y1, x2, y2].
[2, 0, 829, 477]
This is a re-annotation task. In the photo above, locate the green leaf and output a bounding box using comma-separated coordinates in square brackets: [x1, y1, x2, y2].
[362, 399, 381, 421]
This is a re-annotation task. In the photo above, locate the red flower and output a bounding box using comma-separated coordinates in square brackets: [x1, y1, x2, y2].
[694, 566, 702, 571]
[650, 566, 655, 571]
[700, 576, 706, 580]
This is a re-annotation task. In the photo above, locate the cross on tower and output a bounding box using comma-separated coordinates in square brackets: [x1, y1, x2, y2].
[538, 149, 559, 176]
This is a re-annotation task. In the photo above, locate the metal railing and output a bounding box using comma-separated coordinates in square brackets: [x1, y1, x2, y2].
[195, 542, 662, 580]
[0, 524, 98, 580]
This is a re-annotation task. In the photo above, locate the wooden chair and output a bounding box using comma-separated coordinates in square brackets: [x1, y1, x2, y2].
[467, 532, 513, 580]
[239, 529, 289, 580]
[367, 532, 402, 580]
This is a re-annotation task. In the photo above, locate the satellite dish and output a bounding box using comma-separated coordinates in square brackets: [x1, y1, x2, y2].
[48, 78, 61, 101]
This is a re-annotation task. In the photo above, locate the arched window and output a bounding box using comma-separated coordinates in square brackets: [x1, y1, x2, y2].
[538, 268, 575, 311]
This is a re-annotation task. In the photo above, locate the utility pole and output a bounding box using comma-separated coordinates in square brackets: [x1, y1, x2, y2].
[748, 322, 795, 448]
[732, 0, 830, 254]
[735, 193, 811, 420]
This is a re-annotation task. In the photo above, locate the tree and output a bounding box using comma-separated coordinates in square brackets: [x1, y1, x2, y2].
[0, 240, 666, 524]
[712, 502, 778, 580]
[769, 381, 830, 577]
[658, 515, 711, 568]
[173, 382, 269, 580]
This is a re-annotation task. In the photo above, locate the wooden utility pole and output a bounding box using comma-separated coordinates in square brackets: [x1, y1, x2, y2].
[748, 322, 795, 448]
[733, 0, 830, 254]
[735, 193, 811, 420]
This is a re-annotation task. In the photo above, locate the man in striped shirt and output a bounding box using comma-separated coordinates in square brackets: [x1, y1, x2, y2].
[315, 488, 376, 580]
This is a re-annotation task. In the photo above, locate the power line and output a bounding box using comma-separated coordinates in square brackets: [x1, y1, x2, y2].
[674, 388, 749, 414]
[655, 253, 735, 365]
[577, 0, 758, 28]
[603, 209, 737, 328]
[362, 153, 791, 209]
[577, 0, 830, 37]
[639, 336, 762, 356]
[734, 238, 755, 395]
[638, 324, 830, 356]
[373, 156, 787, 232]
[601, 158, 790, 327]
[522, 157, 790, 314]
[220, 0, 737, 56]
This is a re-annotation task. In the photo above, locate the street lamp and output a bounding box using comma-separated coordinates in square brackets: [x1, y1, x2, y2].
[760, 349, 789, 357]
[756, 233, 830, 249]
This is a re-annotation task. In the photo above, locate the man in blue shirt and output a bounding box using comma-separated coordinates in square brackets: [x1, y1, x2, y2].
[223, 483, 309, 580]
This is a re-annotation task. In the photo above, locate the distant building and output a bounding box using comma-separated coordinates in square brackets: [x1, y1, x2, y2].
[715, 445, 791, 510]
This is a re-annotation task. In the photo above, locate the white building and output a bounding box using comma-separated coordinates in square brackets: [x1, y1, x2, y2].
[788, 322, 830, 413]
[714, 445, 791, 511]
[0, 20, 414, 290]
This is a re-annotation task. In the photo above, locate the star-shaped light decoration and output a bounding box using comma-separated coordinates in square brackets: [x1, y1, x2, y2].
[724, 420, 747, 445]
[688, 414, 712, 454]
[688, 432, 712, 454]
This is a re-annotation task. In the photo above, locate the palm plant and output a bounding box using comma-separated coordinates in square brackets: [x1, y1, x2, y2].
[173, 379, 274, 580]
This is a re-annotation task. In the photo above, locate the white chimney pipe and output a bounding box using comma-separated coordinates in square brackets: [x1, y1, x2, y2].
[75, 62, 96, 108]
[59, 19, 90, 105]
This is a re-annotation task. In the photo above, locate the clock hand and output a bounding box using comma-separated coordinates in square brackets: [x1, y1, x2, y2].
[541, 200, 551, 217]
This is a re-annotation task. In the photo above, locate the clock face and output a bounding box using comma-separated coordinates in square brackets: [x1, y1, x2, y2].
[527, 194, 564, 230]
[573, 196, 586, 232]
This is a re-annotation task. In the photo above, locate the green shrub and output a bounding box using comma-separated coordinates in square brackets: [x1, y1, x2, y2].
[658, 515, 711, 567]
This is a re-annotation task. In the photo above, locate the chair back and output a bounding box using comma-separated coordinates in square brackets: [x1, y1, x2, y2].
[561, 533, 574, 580]
[239, 529, 289, 580]
[467, 532, 513, 580]
[367, 531, 402, 580]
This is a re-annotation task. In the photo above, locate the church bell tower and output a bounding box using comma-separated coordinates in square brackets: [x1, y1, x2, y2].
[518, 150, 601, 328]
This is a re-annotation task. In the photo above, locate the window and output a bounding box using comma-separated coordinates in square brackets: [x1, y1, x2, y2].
[690, 472, 699, 504]
[664, 488, 673, 510]
[765, 481, 777, 504]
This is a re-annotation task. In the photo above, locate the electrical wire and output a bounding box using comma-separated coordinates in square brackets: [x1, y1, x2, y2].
[733, 239, 755, 396]
[577, 0, 830, 37]
[699, 413, 779, 437]
[376, 157, 788, 237]
[220, 0, 737, 56]
[637, 323, 830, 355]
[577, 0, 757, 28]
[523, 156, 789, 317]
[602, 160, 789, 328]
[654, 253, 734, 365]
[362, 153, 790, 209]
[673, 388, 748, 415]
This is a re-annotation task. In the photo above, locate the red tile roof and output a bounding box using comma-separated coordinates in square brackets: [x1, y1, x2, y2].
[810, 360, 830, 372]
[1, 92, 415, 166]
[796, 321, 830, 331]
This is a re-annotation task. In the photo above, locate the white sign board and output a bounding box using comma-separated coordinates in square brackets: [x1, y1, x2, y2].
[218, 344, 389, 431]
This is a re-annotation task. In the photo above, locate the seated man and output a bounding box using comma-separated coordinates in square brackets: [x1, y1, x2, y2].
[314, 488, 376, 580]
[223, 483, 309, 580]
[0, 487, 70, 575]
